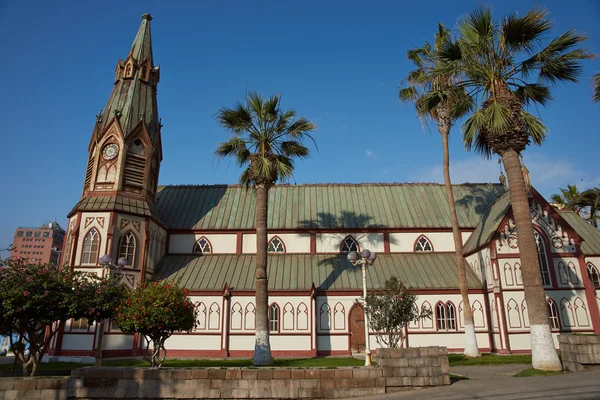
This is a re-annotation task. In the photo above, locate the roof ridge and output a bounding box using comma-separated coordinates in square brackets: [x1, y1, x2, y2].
[158, 182, 503, 189]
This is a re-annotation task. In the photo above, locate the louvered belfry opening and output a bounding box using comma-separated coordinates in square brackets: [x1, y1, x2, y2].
[123, 139, 146, 194]
[83, 154, 95, 192]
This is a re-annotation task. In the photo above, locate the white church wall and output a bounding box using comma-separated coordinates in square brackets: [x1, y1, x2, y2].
[169, 233, 237, 254]
[389, 232, 455, 252]
[61, 334, 95, 351]
[166, 334, 221, 351]
[316, 233, 384, 253]
[466, 248, 493, 285]
[270, 335, 312, 350]
[317, 335, 348, 352]
[103, 334, 134, 350]
[546, 290, 593, 330]
[316, 296, 355, 333]
[552, 256, 583, 289]
[191, 296, 225, 332]
[497, 258, 523, 289]
[242, 233, 310, 253]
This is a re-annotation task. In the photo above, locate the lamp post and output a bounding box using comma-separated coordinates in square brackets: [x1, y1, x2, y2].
[95, 254, 126, 367]
[51, 247, 62, 264]
[347, 249, 376, 367]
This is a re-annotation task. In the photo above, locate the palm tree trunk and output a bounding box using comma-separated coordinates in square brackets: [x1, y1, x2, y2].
[253, 183, 273, 366]
[501, 149, 561, 370]
[438, 113, 480, 358]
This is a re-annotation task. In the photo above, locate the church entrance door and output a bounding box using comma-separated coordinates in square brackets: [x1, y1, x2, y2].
[349, 304, 365, 353]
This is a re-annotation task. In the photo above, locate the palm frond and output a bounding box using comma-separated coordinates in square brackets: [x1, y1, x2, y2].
[594, 73, 600, 102]
[520, 110, 548, 145]
[280, 141, 309, 158]
[501, 7, 551, 53]
[512, 83, 552, 106]
[462, 109, 493, 158]
[458, 6, 495, 53]
[215, 90, 317, 186]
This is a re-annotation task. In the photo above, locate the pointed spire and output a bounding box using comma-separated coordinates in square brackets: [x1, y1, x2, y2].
[130, 13, 154, 65]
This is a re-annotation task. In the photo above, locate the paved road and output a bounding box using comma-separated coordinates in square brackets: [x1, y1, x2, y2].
[356, 368, 600, 400]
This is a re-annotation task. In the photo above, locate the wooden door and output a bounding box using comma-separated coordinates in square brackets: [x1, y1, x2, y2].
[349, 304, 365, 353]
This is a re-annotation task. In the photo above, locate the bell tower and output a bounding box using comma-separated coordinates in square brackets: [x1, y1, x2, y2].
[82, 13, 162, 200]
[62, 14, 167, 286]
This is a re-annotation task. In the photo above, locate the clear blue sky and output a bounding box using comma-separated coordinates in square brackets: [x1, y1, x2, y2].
[0, 0, 598, 251]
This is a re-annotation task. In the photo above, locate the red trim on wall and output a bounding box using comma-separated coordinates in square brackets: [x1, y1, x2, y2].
[383, 232, 390, 253]
[496, 292, 511, 353]
[310, 233, 316, 254]
[317, 350, 352, 356]
[236, 233, 243, 255]
[576, 251, 600, 334]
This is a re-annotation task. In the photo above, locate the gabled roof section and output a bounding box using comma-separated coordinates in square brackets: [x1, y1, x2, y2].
[155, 253, 483, 291]
[462, 192, 511, 255]
[68, 195, 161, 221]
[96, 14, 161, 150]
[155, 183, 506, 230]
[559, 211, 600, 255]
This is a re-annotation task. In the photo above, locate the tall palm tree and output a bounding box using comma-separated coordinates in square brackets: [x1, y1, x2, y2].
[593, 73, 600, 102]
[437, 6, 591, 370]
[551, 184, 583, 212]
[215, 92, 316, 366]
[399, 24, 480, 358]
[576, 188, 600, 228]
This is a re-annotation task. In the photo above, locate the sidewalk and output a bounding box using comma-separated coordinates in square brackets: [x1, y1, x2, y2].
[353, 367, 600, 400]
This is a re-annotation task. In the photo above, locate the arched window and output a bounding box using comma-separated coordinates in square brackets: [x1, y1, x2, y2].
[269, 304, 280, 332]
[587, 263, 600, 288]
[268, 237, 285, 253]
[436, 302, 456, 331]
[340, 236, 359, 253]
[415, 235, 433, 252]
[193, 237, 212, 254]
[81, 229, 100, 264]
[547, 299, 560, 330]
[534, 231, 552, 286]
[118, 232, 136, 267]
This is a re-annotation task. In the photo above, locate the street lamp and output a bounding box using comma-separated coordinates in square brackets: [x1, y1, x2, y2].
[347, 249, 376, 367]
[94, 254, 127, 367]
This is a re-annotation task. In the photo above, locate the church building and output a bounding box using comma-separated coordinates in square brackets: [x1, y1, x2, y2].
[49, 15, 600, 360]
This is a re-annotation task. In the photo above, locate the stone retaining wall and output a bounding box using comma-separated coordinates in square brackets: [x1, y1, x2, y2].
[558, 334, 600, 372]
[0, 346, 450, 399]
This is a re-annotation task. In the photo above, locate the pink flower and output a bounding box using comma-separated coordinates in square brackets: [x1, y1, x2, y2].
[23, 291, 29, 297]
[44, 290, 49, 296]
[97, 289, 101, 294]
[17, 307, 22, 312]
[27, 277, 33, 282]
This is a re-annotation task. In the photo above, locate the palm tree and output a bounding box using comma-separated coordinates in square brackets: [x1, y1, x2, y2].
[551, 184, 583, 212]
[576, 188, 600, 228]
[593, 73, 600, 102]
[399, 24, 480, 358]
[437, 6, 591, 370]
[215, 92, 316, 365]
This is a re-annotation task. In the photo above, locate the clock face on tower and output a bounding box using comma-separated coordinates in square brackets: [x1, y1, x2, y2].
[102, 144, 119, 160]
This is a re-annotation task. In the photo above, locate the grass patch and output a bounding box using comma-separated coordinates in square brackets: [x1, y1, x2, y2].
[0, 361, 91, 375]
[449, 353, 532, 366]
[513, 368, 565, 377]
[104, 357, 367, 368]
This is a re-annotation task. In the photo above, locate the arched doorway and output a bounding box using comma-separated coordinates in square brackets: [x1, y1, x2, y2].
[349, 304, 365, 353]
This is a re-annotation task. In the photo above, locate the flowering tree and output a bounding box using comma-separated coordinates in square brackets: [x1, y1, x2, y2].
[0, 259, 123, 376]
[363, 276, 432, 349]
[114, 281, 196, 367]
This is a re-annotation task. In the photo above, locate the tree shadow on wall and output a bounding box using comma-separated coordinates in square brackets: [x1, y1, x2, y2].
[299, 211, 398, 291]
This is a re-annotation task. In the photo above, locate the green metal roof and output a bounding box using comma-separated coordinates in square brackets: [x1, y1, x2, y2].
[462, 192, 511, 255]
[155, 253, 482, 291]
[68, 195, 161, 220]
[155, 183, 506, 231]
[560, 211, 600, 255]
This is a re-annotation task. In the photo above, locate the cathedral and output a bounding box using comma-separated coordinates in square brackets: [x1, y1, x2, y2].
[48, 15, 600, 360]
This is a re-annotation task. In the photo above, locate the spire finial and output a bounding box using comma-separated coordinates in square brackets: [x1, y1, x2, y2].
[142, 13, 153, 21]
